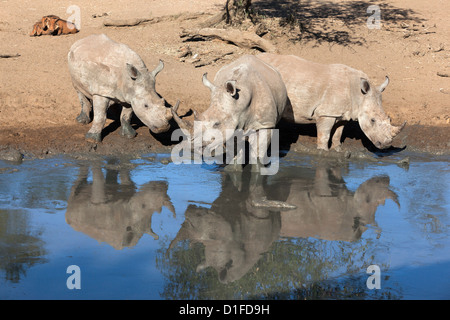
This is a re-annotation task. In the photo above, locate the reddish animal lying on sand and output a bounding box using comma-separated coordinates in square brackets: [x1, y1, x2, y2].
[30, 15, 78, 36]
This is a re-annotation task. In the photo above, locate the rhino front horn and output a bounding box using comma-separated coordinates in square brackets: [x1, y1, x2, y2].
[391, 121, 406, 137]
[171, 101, 193, 136]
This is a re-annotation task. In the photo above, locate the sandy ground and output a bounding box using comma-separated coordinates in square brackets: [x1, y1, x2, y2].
[0, 0, 449, 159]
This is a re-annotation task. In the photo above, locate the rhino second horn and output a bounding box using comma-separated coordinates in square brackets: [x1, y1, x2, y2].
[202, 73, 215, 91]
[150, 60, 164, 78]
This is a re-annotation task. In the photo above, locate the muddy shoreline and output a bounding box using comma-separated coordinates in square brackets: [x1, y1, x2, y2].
[1, 121, 448, 163]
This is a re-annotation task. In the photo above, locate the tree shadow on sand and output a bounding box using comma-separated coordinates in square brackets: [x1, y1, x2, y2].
[253, 0, 425, 47]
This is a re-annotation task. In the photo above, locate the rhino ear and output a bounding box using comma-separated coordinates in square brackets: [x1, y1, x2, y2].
[126, 63, 142, 81]
[225, 80, 237, 97]
[378, 76, 389, 93]
[360, 78, 370, 95]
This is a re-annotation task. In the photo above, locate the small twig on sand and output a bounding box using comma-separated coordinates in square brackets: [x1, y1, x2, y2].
[437, 71, 449, 78]
[0, 53, 20, 58]
[103, 18, 153, 27]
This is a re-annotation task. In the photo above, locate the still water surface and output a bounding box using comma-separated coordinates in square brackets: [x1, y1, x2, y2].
[0, 152, 448, 299]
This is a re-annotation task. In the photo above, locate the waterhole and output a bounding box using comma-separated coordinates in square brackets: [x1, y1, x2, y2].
[0, 151, 448, 299]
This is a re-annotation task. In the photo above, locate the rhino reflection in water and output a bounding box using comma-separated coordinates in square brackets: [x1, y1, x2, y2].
[268, 165, 399, 242]
[170, 173, 290, 283]
[65, 161, 175, 250]
[170, 164, 398, 283]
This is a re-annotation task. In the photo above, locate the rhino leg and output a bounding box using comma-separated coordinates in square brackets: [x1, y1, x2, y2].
[316, 117, 336, 150]
[249, 129, 272, 173]
[76, 91, 92, 125]
[119, 106, 137, 139]
[331, 124, 345, 151]
[224, 154, 244, 172]
[224, 143, 244, 172]
[85, 95, 112, 142]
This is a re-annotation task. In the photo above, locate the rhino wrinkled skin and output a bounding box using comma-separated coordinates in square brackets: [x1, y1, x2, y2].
[172, 55, 288, 171]
[258, 53, 405, 150]
[68, 34, 173, 142]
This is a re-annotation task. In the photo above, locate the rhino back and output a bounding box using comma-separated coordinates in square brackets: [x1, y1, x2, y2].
[68, 34, 146, 100]
[259, 53, 364, 122]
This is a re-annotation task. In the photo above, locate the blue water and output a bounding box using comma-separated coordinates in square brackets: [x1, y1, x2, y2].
[0, 152, 448, 299]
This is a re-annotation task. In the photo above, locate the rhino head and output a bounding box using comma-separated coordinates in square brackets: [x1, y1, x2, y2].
[126, 60, 173, 133]
[357, 76, 406, 149]
[171, 73, 246, 155]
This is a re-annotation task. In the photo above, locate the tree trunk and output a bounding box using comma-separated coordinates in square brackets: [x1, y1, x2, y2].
[199, 0, 253, 28]
[226, 0, 253, 24]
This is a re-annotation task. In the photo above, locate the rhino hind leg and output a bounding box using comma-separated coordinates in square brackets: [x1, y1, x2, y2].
[85, 95, 112, 142]
[76, 91, 92, 125]
[119, 106, 137, 139]
[316, 117, 337, 150]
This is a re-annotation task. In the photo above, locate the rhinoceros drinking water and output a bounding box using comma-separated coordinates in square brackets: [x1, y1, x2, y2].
[171, 55, 289, 174]
[68, 34, 174, 142]
[258, 53, 406, 150]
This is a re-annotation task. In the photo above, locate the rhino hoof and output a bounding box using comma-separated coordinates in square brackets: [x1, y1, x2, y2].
[85, 132, 102, 143]
[76, 112, 91, 125]
[120, 125, 137, 139]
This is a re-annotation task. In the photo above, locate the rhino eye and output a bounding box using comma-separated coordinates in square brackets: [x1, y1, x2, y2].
[144, 104, 149, 108]
[213, 122, 220, 128]
[371, 118, 376, 124]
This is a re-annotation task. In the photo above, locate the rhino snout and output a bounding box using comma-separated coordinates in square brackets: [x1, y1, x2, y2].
[151, 122, 171, 134]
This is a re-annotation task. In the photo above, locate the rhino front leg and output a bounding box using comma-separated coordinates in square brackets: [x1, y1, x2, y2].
[249, 129, 272, 173]
[316, 117, 336, 150]
[224, 146, 244, 172]
[85, 95, 111, 142]
[76, 91, 92, 125]
[120, 106, 137, 139]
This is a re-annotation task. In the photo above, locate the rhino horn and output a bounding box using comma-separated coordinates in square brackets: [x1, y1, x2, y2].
[202, 72, 215, 91]
[171, 100, 194, 136]
[390, 121, 406, 138]
[150, 59, 164, 78]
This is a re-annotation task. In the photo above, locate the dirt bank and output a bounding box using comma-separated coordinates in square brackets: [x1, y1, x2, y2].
[1, 0, 448, 160]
